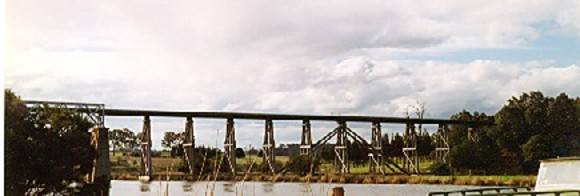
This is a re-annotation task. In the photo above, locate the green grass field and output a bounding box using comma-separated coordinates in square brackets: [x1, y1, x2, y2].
[109, 152, 535, 187]
[111, 152, 438, 176]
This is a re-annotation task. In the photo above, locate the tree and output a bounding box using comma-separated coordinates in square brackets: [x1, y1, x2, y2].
[285, 155, 320, 175]
[522, 134, 553, 171]
[348, 140, 369, 164]
[161, 131, 183, 149]
[109, 128, 137, 156]
[448, 111, 493, 146]
[381, 133, 390, 156]
[5, 90, 96, 195]
[414, 101, 427, 135]
[416, 132, 434, 156]
[389, 133, 404, 158]
[319, 144, 335, 162]
[450, 138, 500, 174]
[545, 93, 579, 156]
[235, 148, 246, 158]
[490, 91, 580, 173]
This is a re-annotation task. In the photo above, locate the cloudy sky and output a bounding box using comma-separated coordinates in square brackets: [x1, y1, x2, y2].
[5, 0, 580, 149]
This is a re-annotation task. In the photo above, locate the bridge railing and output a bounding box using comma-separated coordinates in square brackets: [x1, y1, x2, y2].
[428, 187, 532, 196]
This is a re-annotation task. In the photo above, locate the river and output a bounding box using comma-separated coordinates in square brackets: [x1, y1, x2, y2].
[110, 180, 485, 196]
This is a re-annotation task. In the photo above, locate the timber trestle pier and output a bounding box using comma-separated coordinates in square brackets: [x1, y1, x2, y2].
[23, 100, 493, 184]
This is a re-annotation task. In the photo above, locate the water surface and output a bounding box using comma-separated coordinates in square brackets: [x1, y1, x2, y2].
[111, 180, 484, 196]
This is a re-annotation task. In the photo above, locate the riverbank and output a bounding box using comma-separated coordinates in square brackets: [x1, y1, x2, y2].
[111, 173, 535, 187]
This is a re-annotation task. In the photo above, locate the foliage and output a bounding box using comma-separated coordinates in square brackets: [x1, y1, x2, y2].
[5, 90, 96, 195]
[449, 91, 580, 175]
[318, 144, 335, 162]
[449, 111, 491, 146]
[348, 140, 369, 164]
[109, 128, 137, 155]
[171, 144, 185, 157]
[161, 131, 183, 149]
[490, 92, 580, 173]
[449, 134, 501, 174]
[285, 155, 320, 175]
[429, 162, 450, 176]
[389, 133, 405, 157]
[416, 132, 435, 156]
[521, 134, 553, 170]
[235, 148, 246, 158]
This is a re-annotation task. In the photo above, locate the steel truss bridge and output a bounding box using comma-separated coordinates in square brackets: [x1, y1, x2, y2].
[23, 100, 493, 182]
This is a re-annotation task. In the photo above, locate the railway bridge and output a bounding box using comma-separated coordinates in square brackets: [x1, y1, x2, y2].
[23, 100, 493, 184]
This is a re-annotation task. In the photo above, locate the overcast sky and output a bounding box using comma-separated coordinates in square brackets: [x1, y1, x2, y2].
[6, 0, 580, 149]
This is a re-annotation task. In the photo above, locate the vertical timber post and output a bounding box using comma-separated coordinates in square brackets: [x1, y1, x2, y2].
[263, 119, 276, 174]
[435, 124, 450, 164]
[183, 117, 195, 175]
[300, 120, 312, 156]
[91, 127, 111, 195]
[369, 122, 382, 174]
[224, 118, 237, 176]
[443, 124, 451, 174]
[140, 116, 153, 180]
[335, 121, 349, 174]
[403, 123, 419, 174]
[412, 123, 420, 174]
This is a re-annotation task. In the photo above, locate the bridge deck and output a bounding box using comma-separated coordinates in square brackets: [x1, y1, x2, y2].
[23, 100, 492, 125]
[104, 109, 491, 125]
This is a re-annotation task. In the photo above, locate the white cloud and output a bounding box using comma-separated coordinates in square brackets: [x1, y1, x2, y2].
[5, 0, 580, 148]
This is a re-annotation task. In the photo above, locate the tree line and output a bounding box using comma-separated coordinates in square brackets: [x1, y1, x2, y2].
[5, 89, 579, 195]
[448, 91, 580, 174]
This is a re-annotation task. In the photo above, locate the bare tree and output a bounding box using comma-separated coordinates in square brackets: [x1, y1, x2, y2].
[414, 101, 426, 135]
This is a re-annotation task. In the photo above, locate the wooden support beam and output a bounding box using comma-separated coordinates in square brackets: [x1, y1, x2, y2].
[262, 119, 276, 174]
[224, 118, 237, 176]
[335, 121, 349, 174]
[403, 123, 419, 174]
[369, 122, 383, 174]
[183, 117, 195, 175]
[300, 120, 312, 156]
[140, 116, 153, 180]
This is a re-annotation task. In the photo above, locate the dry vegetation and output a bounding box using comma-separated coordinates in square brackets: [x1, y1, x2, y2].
[110, 153, 535, 186]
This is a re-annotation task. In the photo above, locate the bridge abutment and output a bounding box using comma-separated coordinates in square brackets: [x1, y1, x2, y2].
[90, 127, 111, 195]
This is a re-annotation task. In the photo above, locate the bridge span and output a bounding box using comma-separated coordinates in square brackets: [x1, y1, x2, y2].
[23, 100, 492, 183]
[103, 108, 486, 125]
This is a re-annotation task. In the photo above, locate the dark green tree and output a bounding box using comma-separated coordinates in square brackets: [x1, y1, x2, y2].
[449, 135, 500, 174]
[235, 148, 246, 158]
[5, 90, 96, 195]
[416, 132, 435, 156]
[285, 155, 320, 175]
[490, 91, 580, 173]
[389, 133, 404, 158]
[381, 133, 391, 156]
[348, 140, 369, 164]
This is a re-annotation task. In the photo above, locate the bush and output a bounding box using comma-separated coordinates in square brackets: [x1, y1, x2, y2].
[429, 162, 450, 175]
[285, 155, 320, 175]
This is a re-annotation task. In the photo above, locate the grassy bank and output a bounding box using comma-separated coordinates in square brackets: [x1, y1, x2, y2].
[110, 153, 535, 186]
